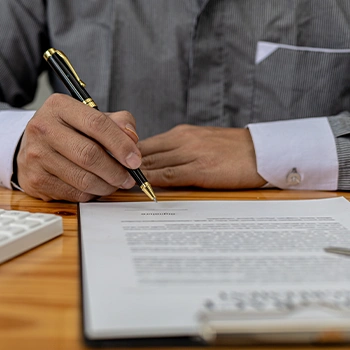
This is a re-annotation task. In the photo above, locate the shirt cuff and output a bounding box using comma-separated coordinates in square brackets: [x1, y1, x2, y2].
[0, 110, 35, 189]
[247, 117, 338, 190]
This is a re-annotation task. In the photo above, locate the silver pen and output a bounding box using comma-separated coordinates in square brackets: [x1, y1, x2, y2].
[324, 246, 350, 257]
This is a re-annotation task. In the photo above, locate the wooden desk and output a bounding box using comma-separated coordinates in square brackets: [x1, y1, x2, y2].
[0, 187, 349, 350]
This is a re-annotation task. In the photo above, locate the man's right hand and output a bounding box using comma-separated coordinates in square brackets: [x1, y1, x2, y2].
[16, 93, 141, 202]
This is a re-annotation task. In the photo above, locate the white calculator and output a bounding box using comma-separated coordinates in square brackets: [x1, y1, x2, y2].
[0, 209, 63, 264]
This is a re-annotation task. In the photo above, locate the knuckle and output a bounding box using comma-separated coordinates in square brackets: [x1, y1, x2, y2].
[76, 191, 94, 203]
[107, 167, 129, 187]
[45, 93, 65, 109]
[28, 173, 47, 190]
[23, 187, 53, 202]
[28, 173, 46, 188]
[162, 167, 176, 182]
[28, 94, 68, 136]
[24, 147, 41, 162]
[74, 169, 116, 196]
[64, 186, 94, 202]
[76, 171, 94, 193]
[26, 115, 50, 137]
[44, 93, 72, 121]
[173, 124, 192, 134]
[84, 110, 109, 134]
[78, 142, 101, 168]
[41, 196, 53, 202]
[141, 155, 155, 168]
[119, 110, 136, 123]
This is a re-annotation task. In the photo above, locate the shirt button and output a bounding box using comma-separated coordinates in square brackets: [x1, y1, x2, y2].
[286, 168, 301, 186]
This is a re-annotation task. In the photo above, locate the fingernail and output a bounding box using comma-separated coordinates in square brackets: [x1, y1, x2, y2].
[126, 152, 142, 169]
[125, 124, 139, 140]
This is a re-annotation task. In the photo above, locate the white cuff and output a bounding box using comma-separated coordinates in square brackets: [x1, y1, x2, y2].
[0, 110, 35, 189]
[247, 117, 338, 190]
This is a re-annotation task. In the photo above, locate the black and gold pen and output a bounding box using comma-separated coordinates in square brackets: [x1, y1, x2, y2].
[43, 48, 157, 202]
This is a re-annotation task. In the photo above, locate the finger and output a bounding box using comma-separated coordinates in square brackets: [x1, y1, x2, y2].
[47, 94, 142, 169]
[44, 121, 135, 188]
[23, 170, 98, 202]
[141, 148, 195, 170]
[42, 149, 135, 195]
[142, 164, 197, 188]
[138, 133, 178, 156]
[107, 111, 139, 143]
[139, 125, 197, 156]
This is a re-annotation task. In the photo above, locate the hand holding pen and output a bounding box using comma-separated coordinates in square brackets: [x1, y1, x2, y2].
[14, 51, 156, 202]
[43, 48, 156, 201]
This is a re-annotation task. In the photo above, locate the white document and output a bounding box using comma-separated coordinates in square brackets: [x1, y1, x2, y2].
[79, 197, 350, 343]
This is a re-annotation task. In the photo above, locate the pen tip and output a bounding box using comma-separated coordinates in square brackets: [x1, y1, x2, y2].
[141, 182, 157, 202]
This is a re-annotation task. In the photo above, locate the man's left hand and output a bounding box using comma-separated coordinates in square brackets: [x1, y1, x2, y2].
[138, 125, 266, 189]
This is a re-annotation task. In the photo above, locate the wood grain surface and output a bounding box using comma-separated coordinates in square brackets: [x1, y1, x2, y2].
[0, 187, 349, 350]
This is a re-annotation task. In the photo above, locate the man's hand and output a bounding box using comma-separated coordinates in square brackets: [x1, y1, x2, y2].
[16, 93, 141, 202]
[138, 125, 266, 189]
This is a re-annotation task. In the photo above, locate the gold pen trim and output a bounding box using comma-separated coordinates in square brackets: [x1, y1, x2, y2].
[43, 48, 86, 87]
[140, 182, 157, 202]
[83, 98, 98, 108]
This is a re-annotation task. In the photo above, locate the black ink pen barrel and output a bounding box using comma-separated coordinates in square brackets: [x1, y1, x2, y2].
[45, 53, 91, 103]
[127, 168, 147, 187]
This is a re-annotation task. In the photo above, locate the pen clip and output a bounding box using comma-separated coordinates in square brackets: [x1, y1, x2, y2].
[43, 48, 86, 87]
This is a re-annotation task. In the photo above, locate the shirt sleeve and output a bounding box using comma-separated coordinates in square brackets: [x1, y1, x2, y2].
[0, 110, 35, 189]
[247, 117, 338, 190]
[327, 111, 350, 190]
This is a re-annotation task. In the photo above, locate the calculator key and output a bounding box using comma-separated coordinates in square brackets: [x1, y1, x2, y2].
[0, 226, 25, 235]
[0, 233, 9, 242]
[30, 213, 58, 222]
[1, 211, 30, 220]
[10, 219, 41, 229]
[0, 218, 15, 226]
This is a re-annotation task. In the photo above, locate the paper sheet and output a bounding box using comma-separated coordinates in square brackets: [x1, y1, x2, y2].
[79, 197, 350, 339]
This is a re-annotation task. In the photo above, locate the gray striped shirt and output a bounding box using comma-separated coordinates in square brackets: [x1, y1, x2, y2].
[1, 0, 350, 189]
